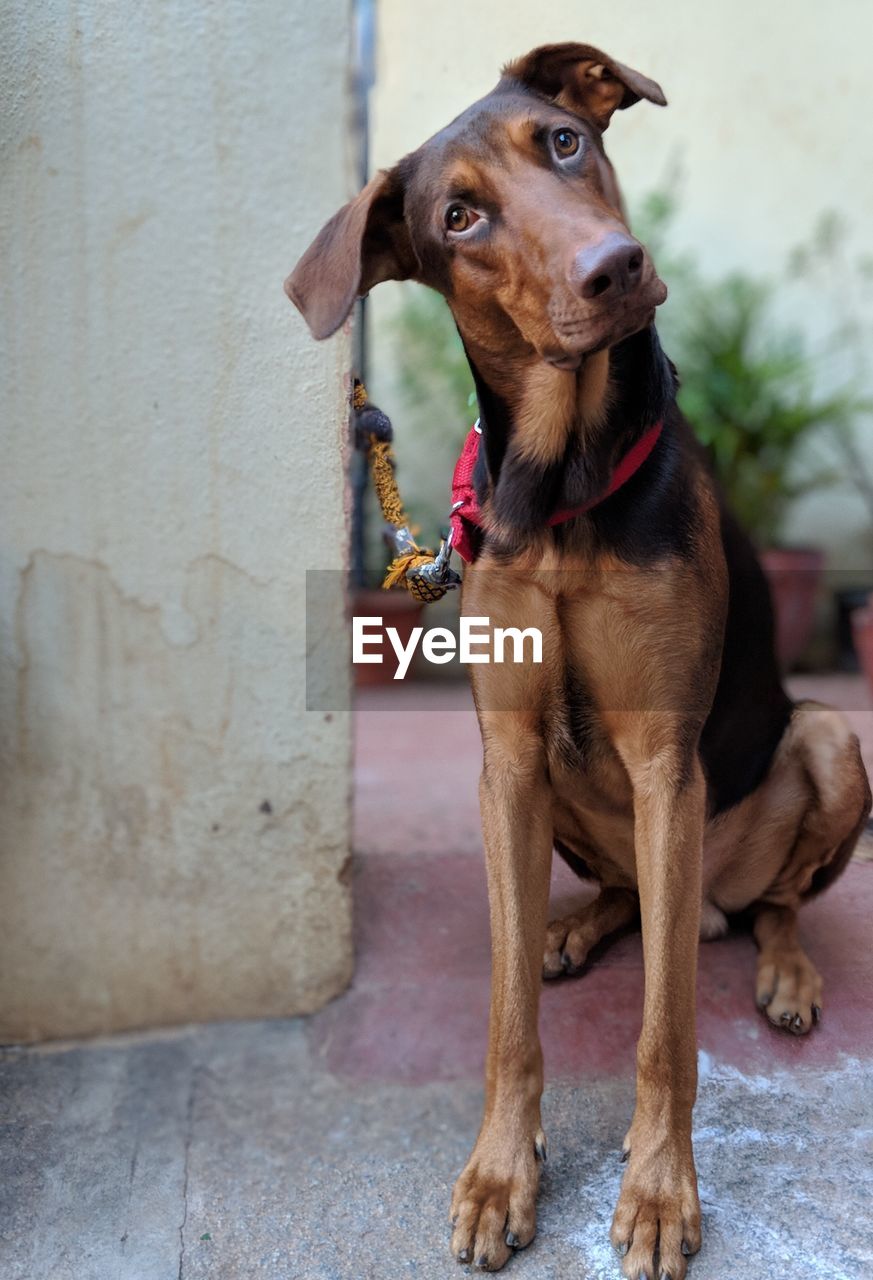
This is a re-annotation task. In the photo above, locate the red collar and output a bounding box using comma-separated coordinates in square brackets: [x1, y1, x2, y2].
[449, 420, 663, 564]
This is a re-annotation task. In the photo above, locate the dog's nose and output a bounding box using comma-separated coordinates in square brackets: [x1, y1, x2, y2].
[572, 233, 645, 300]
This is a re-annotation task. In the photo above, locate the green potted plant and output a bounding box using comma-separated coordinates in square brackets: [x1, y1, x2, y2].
[669, 273, 862, 667]
[640, 193, 866, 669]
[785, 215, 873, 674]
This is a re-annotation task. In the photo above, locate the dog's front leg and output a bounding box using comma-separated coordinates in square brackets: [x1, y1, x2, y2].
[450, 712, 553, 1271]
[609, 719, 704, 1280]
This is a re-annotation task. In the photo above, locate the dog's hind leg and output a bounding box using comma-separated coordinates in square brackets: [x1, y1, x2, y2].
[747, 703, 870, 1035]
[542, 887, 638, 978]
[753, 904, 822, 1035]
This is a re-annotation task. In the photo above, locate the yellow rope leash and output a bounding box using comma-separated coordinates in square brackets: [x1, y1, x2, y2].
[368, 439, 408, 528]
[352, 380, 460, 604]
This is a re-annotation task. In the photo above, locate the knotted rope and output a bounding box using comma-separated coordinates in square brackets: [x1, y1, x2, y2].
[352, 379, 460, 604]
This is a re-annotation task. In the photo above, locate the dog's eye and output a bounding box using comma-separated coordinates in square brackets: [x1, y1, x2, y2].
[446, 205, 479, 233]
[553, 128, 580, 157]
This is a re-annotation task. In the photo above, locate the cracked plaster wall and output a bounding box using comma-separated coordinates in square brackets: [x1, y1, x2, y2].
[0, 2, 354, 1040]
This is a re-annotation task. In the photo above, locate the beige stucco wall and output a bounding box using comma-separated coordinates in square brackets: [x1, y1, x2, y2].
[0, 2, 354, 1041]
[368, 0, 873, 568]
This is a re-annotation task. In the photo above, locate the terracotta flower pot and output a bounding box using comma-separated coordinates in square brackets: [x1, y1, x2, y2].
[851, 599, 873, 693]
[759, 546, 825, 672]
[836, 586, 871, 671]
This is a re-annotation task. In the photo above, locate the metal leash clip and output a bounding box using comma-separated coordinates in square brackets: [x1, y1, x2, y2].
[406, 519, 462, 594]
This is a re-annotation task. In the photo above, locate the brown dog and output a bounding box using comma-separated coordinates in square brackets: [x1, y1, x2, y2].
[286, 43, 871, 1280]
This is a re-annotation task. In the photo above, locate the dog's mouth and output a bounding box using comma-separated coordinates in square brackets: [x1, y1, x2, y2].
[546, 276, 668, 368]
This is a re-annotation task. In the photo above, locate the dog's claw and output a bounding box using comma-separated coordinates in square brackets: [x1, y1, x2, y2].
[505, 1231, 519, 1248]
[614, 1240, 629, 1257]
[475, 1255, 489, 1270]
[812, 1003, 822, 1024]
[791, 1013, 804, 1033]
[681, 1240, 693, 1256]
[619, 1147, 630, 1163]
[458, 1247, 471, 1263]
[780, 1011, 792, 1025]
[534, 1134, 547, 1162]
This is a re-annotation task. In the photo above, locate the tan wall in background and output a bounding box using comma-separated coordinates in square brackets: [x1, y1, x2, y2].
[0, 1, 354, 1041]
[368, 0, 873, 569]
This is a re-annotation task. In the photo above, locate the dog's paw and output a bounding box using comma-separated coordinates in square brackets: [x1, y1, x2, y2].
[756, 947, 822, 1035]
[450, 1127, 545, 1270]
[542, 914, 597, 978]
[610, 1130, 700, 1280]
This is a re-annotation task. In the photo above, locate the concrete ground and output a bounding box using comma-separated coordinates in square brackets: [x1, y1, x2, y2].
[2, 675, 873, 1280]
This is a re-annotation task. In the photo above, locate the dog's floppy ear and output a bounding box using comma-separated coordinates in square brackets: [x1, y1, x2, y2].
[502, 42, 666, 131]
[284, 168, 416, 339]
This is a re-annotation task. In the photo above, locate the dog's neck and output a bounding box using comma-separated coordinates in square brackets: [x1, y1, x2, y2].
[461, 325, 677, 536]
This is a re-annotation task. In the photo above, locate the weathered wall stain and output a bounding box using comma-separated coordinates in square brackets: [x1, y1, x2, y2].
[1, 549, 353, 1041]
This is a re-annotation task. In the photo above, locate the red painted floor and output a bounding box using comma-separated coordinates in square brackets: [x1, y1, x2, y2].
[317, 676, 873, 1086]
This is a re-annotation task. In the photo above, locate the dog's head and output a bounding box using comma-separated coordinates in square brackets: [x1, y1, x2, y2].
[286, 43, 667, 371]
